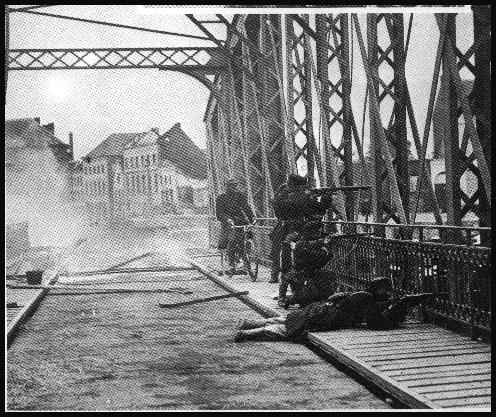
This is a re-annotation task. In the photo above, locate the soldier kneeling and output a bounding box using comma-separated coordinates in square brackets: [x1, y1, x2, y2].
[282, 238, 335, 309]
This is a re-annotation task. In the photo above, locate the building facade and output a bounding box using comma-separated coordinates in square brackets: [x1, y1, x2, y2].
[71, 124, 208, 220]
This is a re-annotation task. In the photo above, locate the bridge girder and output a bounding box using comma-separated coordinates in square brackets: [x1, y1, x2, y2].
[5, 8, 492, 233]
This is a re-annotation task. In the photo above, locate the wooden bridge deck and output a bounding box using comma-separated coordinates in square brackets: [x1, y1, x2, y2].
[192, 252, 492, 410]
[309, 323, 491, 409]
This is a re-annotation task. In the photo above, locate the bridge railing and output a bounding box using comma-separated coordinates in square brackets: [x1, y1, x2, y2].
[209, 217, 491, 339]
[324, 222, 491, 340]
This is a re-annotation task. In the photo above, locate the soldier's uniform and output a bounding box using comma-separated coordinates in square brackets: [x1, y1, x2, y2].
[272, 176, 332, 304]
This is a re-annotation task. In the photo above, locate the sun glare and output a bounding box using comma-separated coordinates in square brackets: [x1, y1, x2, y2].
[45, 77, 71, 102]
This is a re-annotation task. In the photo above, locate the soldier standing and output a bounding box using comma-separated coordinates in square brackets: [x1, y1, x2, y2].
[215, 178, 254, 275]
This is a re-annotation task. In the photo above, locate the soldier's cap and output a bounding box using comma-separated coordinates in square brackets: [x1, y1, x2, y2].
[287, 174, 307, 186]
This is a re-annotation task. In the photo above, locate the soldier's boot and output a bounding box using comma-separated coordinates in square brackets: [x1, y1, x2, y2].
[236, 318, 269, 330]
[234, 328, 267, 342]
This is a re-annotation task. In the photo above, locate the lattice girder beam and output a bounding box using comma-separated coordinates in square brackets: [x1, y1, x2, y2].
[8, 47, 226, 72]
[437, 12, 491, 237]
[366, 13, 409, 226]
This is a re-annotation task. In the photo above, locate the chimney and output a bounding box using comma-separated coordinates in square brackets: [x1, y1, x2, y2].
[34, 117, 41, 124]
[43, 122, 55, 135]
[151, 127, 159, 135]
[69, 132, 74, 159]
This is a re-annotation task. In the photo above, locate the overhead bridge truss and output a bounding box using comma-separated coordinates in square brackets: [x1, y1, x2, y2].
[8, 47, 226, 72]
[5, 7, 491, 240]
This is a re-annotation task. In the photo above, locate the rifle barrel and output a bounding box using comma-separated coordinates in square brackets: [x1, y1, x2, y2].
[311, 185, 371, 193]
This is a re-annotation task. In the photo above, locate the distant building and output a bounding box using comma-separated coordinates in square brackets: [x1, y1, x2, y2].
[72, 123, 208, 220]
[81, 132, 138, 220]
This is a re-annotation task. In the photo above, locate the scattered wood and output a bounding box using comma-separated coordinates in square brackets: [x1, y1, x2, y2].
[61, 265, 194, 277]
[7, 283, 194, 297]
[159, 291, 249, 308]
[102, 252, 154, 272]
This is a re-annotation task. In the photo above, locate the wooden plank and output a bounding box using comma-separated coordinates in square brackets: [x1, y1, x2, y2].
[189, 260, 280, 318]
[158, 291, 249, 308]
[393, 368, 491, 382]
[357, 347, 490, 362]
[354, 343, 488, 357]
[61, 265, 194, 277]
[406, 373, 491, 388]
[414, 380, 491, 393]
[432, 395, 492, 408]
[443, 402, 490, 409]
[318, 327, 441, 338]
[387, 361, 491, 375]
[348, 341, 484, 354]
[376, 354, 491, 371]
[308, 333, 437, 409]
[426, 388, 490, 401]
[321, 331, 459, 345]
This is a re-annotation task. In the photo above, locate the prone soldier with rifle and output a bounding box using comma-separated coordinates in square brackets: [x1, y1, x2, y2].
[234, 277, 441, 342]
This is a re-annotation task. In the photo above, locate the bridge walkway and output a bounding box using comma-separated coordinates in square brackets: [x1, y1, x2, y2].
[192, 249, 492, 410]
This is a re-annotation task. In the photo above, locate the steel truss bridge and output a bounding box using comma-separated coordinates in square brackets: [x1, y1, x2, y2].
[5, 6, 491, 338]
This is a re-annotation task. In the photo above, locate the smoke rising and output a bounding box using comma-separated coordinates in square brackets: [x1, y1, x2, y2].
[5, 139, 89, 250]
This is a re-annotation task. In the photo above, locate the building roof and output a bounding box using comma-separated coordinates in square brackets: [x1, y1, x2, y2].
[5, 118, 72, 166]
[86, 132, 143, 159]
[159, 123, 207, 180]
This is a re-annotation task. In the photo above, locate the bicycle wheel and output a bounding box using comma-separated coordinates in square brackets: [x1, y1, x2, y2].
[243, 239, 259, 282]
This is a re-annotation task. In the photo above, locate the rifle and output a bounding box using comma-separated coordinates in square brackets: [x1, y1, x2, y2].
[389, 292, 445, 309]
[310, 185, 371, 195]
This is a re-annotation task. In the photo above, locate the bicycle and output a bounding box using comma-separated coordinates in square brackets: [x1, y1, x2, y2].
[220, 221, 259, 281]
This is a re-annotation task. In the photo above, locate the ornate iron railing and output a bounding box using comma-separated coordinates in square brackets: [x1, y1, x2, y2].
[209, 217, 491, 339]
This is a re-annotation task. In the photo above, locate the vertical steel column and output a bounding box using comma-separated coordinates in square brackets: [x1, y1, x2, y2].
[367, 14, 384, 225]
[390, 14, 410, 222]
[5, 6, 9, 105]
[314, 14, 353, 220]
[472, 5, 491, 242]
[366, 13, 409, 225]
[315, 15, 331, 185]
[340, 15, 355, 220]
[259, 14, 289, 193]
[302, 16, 316, 186]
[286, 15, 315, 180]
[442, 15, 462, 232]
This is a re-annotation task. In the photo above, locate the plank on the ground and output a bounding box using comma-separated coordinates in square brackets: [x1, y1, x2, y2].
[345, 340, 484, 353]
[393, 369, 491, 382]
[357, 347, 491, 362]
[375, 354, 491, 371]
[411, 379, 491, 393]
[322, 332, 461, 346]
[385, 362, 490, 378]
[307, 333, 438, 409]
[425, 388, 491, 401]
[433, 395, 492, 408]
[354, 344, 488, 358]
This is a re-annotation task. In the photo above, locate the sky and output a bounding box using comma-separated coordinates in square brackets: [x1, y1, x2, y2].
[5, 6, 475, 161]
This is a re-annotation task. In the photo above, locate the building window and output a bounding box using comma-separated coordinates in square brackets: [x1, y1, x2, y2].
[141, 156, 144, 166]
[152, 154, 156, 165]
[146, 155, 150, 166]
[154, 173, 158, 191]
[135, 156, 138, 167]
[102, 165, 105, 173]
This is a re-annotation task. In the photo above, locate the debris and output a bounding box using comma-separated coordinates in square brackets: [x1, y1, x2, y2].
[159, 291, 249, 308]
[7, 302, 20, 309]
